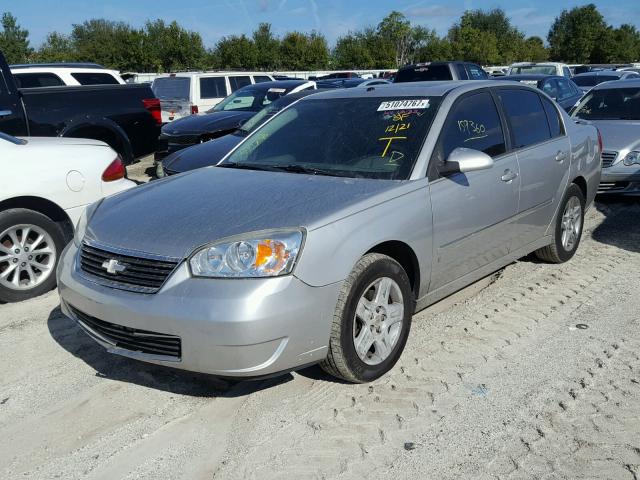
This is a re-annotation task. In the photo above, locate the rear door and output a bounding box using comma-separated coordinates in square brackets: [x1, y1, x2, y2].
[497, 88, 570, 250]
[0, 59, 27, 135]
[428, 90, 520, 291]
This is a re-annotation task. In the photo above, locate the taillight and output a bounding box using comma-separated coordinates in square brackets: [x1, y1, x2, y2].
[191, 104, 199, 114]
[143, 98, 162, 125]
[102, 156, 126, 182]
[597, 128, 603, 154]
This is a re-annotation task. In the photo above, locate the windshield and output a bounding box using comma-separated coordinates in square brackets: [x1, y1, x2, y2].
[152, 77, 190, 100]
[573, 75, 618, 87]
[510, 65, 556, 75]
[212, 86, 290, 113]
[221, 96, 440, 179]
[572, 87, 640, 120]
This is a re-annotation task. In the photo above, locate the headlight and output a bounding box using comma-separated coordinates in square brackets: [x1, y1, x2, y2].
[73, 200, 102, 247]
[189, 229, 304, 278]
[623, 151, 640, 166]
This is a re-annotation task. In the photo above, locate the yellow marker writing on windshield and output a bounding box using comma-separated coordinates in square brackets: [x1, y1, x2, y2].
[378, 136, 407, 157]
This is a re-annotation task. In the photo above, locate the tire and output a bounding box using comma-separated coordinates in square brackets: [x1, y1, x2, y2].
[320, 253, 413, 383]
[535, 183, 585, 264]
[0, 209, 66, 303]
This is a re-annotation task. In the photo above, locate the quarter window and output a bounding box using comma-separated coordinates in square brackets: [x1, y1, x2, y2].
[437, 91, 506, 162]
[541, 96, 563, 138]
[499, 89, 551, 148]
[13, 72, 65, 88]
[229, 75, 252, 92]
[200, 77, 226, 99]
[71, 72, 119, 85]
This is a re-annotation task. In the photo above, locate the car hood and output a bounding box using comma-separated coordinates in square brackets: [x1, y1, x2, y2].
[161, 111, 255, 136]
[163, 134, 243, 173]
[85, 167, 404, 259]
[591, 120, 640, 152]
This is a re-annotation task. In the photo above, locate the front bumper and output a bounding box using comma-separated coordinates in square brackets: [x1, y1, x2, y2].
[598, 165, 640, 195]
[57, 242, 342, 377]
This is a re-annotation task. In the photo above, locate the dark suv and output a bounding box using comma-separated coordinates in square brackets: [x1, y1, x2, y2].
[394, 61, 488, 83]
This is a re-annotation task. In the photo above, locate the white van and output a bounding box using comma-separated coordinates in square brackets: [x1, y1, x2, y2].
[151, 72, 275, 123]
[10, 63, 125, 88]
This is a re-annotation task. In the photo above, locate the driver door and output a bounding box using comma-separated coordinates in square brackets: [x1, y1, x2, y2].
[428, 91, 520, 292]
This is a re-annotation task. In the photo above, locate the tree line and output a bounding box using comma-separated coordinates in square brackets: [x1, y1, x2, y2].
[0, 4, 638, 72]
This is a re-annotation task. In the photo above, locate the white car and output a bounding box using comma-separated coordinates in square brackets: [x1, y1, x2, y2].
[151, 72, 275, 122]
[10, 63, 125, 88]
[507, 62, 572, 78]
[0, 133, 135, 303]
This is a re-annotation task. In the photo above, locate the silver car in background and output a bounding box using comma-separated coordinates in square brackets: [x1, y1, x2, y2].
[572, 78, 640, 194]
[572, 70, 640, 94]
[57, 81, 601, 383]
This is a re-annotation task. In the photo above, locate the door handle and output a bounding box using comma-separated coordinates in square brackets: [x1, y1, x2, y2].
[0, 109, 13, 117]
[555, 151, 567, 162]
[501, 169, 518, 182]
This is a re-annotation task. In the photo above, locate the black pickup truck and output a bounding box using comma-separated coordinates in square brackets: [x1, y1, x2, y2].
[0, 52, 159, 164]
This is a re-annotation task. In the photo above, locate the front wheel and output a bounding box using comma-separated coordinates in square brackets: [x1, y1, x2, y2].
[0, 209, 65, 303]
[320, 253, 413, 383]
[535, 183, 585, 263]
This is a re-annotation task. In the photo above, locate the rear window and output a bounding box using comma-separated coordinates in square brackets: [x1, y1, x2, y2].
[510, 65, 557, 75]
[200, 77, 227, 99]
[71, 72, 119, 85]
[573, 75, 618, 87]
[467, 65, 487, 80]
[395, 65, 452, 82]
[13, 72, 65, 88]
[152, 77, 191, 100]
[229, 76, 252, 92]
[572, 87, 640, 120]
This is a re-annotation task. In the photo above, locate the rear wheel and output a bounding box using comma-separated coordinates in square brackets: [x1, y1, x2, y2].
[320, 253, 413, 383]
[0, 209, 65, 303]
[535, 184, 585, 263]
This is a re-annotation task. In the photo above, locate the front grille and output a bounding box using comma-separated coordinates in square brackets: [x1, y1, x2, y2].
[166, 134, 200, 146]
[601, 151, 618, 168]
[80, 243, 179, 293]
[71, 306, 181, 359]
[598, 181, 630, 192]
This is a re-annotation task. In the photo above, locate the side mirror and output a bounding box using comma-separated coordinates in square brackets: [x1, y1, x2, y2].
[440, 147, 494, 174]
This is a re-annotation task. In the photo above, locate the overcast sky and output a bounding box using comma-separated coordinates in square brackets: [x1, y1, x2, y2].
[6, 0, 640, 47]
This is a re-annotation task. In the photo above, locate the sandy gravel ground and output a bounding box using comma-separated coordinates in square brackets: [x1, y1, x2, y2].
[1, 196, 639, 480]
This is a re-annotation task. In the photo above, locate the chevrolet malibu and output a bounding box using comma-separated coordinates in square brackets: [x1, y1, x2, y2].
[57, 82, 601, 383]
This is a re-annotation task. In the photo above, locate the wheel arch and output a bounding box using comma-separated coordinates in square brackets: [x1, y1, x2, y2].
[0, 196, 74, 242]
[571, 175, 587, 200]
[60, 120, 134, 165]
[366, 240, 420, 299]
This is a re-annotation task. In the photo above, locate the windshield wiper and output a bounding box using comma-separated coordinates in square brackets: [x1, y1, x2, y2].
[216, 162, 280, 172]
[270, 164, 347, 177]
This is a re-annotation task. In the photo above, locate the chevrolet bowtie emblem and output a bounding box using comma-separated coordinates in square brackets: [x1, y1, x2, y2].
[102, 259, 126, 274]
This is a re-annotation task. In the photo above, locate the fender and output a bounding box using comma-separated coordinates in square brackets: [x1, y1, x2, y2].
[59, 116, 134, 164]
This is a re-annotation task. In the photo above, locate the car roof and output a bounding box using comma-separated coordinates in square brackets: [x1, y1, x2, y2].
[296, 80, 521, 101]
[591, 78, 640, 90]
[573, 70, 630, 78]
[10, 62, 106, 69]
[510, 62, 566, 67]
[240, 80, 311, 90]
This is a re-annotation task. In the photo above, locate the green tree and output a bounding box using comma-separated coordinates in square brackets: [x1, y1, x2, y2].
[216, 34, 258, 70]
[521, 36, 549, 62]
[0, 12, 32, 63]
[449, 26, 499, 65]
[280, 31, 329, 70]
[547, 4, 608, 63]
[415, 32, 452, 62]
[143, 20, 207, 72]
[592, 24, 640, 63]
[252, 23, 280, 70]
[333, 33, 374, 69]
[35, 32, 75, 62]
[377, 11, 414, 67]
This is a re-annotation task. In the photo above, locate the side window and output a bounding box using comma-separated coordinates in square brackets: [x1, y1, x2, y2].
[199, 77, 226, 99]
[229, 76, 252, 92]
[253, 75, 272, 83]
[563, 67, 571, 78]
[540, 95, 563, 138]
[71, 73, 119, 85]
[467, 64, 488, 80]
[455, 64, 468, 80]
[437, 91, 506, 163]
[556, 79, 573, 100]
[13, 72, 65, 88]
[499, 89, 551, 148]
[541, 79, 559, 99]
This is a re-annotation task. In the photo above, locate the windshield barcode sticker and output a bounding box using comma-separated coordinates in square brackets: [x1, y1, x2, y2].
[378, 99, 430, 111]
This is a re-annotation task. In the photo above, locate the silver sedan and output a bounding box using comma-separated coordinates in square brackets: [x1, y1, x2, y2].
[57, 81, 601, 383]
